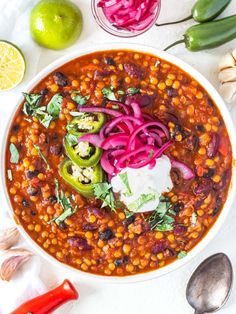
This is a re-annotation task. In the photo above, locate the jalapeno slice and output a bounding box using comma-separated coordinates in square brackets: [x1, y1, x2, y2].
[59, 158, 104, 197]
[64, 136, 102, 167]
[67, 113, 106, 137]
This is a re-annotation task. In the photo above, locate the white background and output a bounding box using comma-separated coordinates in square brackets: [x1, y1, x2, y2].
[1, 0, 236, 313]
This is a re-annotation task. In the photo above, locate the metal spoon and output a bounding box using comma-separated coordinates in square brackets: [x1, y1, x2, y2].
[186, 253, 233, 314]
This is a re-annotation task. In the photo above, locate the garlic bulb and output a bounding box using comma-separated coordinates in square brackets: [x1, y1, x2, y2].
[0, 227, 19, 250]
[0, 248, 33, 281]
[219, 49, 236, 103]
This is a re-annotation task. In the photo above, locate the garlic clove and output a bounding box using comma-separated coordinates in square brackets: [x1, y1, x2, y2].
[0, 227, 20, 250]
[219, 81, 236, 103]
[219, 67, 236, 84]
[219, 52, 236, 71]
[231, 48, 236, 62]
[0, 248, 33, 281]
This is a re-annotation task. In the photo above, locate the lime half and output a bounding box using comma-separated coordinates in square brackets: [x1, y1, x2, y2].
[0, 41, 25, 92]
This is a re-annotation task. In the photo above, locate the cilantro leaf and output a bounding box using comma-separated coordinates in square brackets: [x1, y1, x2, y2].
[155, 196, 170, 217]
[102, 87, 117, 101]
[69, 111, 89, 117]
[129, 193, 156, 212]
[54, 193, 76, 224]
[65, 134, 78, 147]
[93, 182, 116, 212]
[178, 251, 187, 259]
[146, 196, 176, 231]
[33, 144, 50, 170]
[117, 90, 125, 95]
[22, 93, 43, 115]
[40, 114, 53, 128]
[119, 172, 132, 196]
[9, 143, 19, 164]
[49, 179, 77, 224]
[124, 209, 134, 219]
[155, 215, 175, 231]
[47, 94, 63, 117]
[127, 87, 140, 95]
[22, 92, 62, 128]
[93, 182, 109, 198]
[71, 91, 90, 105]
[55, 178, 60, 202]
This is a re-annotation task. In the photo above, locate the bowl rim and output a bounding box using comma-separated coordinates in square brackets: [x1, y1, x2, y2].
[91, 0, 162, 38]
[1, 42, 236, 284]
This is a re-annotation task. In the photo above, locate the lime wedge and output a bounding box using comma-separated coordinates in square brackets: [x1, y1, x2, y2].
[0, 41, 25, 91]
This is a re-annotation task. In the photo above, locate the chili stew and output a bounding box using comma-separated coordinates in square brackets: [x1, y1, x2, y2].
[5, 50, 232, 276]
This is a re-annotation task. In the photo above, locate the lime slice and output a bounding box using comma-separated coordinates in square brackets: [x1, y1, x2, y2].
[0, 41, 25, 92]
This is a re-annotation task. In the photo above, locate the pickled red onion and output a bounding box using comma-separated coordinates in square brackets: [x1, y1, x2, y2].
[77, 98, 194, 179]
[98, 0, 160, 32]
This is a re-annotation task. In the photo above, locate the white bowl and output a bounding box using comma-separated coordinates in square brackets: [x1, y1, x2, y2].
[2, 43, 236, 283]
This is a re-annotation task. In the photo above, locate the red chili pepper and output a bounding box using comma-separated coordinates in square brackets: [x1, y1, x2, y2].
[11, 279, 79, 314]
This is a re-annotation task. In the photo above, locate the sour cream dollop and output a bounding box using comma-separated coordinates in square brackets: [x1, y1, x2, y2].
[111, 155, 173, 213]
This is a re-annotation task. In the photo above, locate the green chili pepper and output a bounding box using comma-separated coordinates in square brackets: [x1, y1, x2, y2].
[67, 113, 106, 137]
[192, 0, 231, 23]
[59, 158, 104, 197]
[156, 0, 231, 26]
[164, 15, 236, 52]
[64, 136, 102, 168]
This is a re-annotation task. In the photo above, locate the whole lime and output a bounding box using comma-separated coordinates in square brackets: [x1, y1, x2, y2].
[30, 0, 83, 50]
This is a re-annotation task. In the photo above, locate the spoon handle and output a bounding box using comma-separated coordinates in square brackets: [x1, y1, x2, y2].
[195, 311, 203, 314]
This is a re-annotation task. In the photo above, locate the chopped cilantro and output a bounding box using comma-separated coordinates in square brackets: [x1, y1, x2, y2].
[22, 93, 43, 115]
[178, 251, 187, 259]
[146, 196, 175, 231]
[93, 182, 116, 212]
[168, 209, 177, 216]
[102, 87, 117, 101]
[47, 94, 63, 117]
[55, 178, 60, 201]
[117, 90, 125, 95]
[65, 134, 78, 147]
[69, 111, 89, 117]
[155, 215, 175, 231]
[22, 92, 62, 128]
[129, 193, 156, 212]
[48, 179, 77, 224]
[71, 91, 90, 105]
[9, 143, 19, 164]
[40, 115, 53, 128]
[33, 144, 50, 170]
[127, 87, 140, 95]
[119, 172, 132, 196]
[124, 209, 134, 219]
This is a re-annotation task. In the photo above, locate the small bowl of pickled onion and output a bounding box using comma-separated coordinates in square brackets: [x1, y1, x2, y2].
[91, 0, 161, 37]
